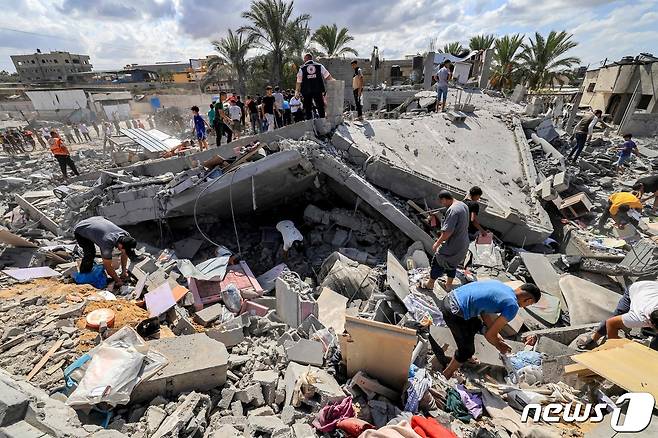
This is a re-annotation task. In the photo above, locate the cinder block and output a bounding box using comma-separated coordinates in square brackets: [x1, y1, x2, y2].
[284, 339, 324, 366]
[131, 333, 228, 402]
[206, 326, 245, 347]
[193, 303, 224, 327]
[553, 172, 568, 192]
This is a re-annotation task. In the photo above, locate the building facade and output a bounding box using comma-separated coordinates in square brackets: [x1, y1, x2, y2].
[11, 50, 92, 83]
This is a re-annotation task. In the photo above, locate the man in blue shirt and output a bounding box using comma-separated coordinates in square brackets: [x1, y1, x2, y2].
[439, 280, 541, 378]
[614, 133, 638, 173]
[190, 105, 210, 151]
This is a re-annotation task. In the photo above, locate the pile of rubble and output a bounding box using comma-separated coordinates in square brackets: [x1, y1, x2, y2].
[2, 94, 658, 438]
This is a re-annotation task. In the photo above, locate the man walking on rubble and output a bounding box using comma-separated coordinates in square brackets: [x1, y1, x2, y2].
[73, 216, 138, 287]
[102, 122, 113, 153]
[567, 109, 602, 162]
[633, 174, 658, 215]
[435, 280, 541, 378]
[212, 94, 233, 145]
[576, 281, 658, 350]
[463, 186, 488, 241]
[419, 191, 470, 292]
[597, 191, 643, 231]
[613, 133, 639, 173]
[434, 60, 452, 113]
[190, 105, 210, 151]
[49, 130, 80, 181]
[296, 53, 334, 120]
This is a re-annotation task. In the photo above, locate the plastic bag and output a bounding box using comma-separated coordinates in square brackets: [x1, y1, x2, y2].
[72, 264, 107, 289]
[222, 283, 242, 313]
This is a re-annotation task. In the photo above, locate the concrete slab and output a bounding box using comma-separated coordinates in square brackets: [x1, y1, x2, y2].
[520, 252, 566, 309]
[386, 251, 410, 303]
[284, 339, 324, 366]
[0, 380, 28, 426]
[559, 274, 621, 325]
[131, 333, 228, 402]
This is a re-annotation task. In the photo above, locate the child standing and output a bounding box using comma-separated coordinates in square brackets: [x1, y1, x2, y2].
[191, 106, 210, 151]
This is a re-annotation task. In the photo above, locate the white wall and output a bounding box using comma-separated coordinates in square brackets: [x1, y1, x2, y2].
[25, 89, 87, 111]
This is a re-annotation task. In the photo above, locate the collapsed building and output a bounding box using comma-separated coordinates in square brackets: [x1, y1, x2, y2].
[1, 77, 658, 438]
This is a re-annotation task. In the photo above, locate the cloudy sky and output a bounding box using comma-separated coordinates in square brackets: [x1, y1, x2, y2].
[1, 0, 657, 73]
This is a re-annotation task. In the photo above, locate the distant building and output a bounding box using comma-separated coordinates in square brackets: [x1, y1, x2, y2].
[11, 50, 92, 83]
[68, 69, 159, 85]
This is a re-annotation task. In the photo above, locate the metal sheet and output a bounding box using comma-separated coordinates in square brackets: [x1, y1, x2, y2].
[120, 128, 177, 153]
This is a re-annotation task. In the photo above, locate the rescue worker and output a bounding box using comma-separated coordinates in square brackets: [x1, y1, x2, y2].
[295, 53, 334, 120]
[49, 131, 79, 180]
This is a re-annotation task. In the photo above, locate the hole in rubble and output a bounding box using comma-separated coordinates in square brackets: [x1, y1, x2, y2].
[123, 182, 413, 280]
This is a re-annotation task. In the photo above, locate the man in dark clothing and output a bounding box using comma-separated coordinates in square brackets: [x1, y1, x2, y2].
[73, 216, 138, 286]
[262, 86, 277, 132]
[246, 95, 259, 134]
[567, 109, 602, 161]
[212, 93, 233, 146]
[295, 53, 334, 120]
[633, 174, 658, 214]
[236, 96, 246, 127]
[463, 186, 487, 241]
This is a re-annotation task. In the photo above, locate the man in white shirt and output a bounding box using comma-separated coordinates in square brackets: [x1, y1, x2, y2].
[295, 53, 333, 120]
[577, 281, 658, 350]
[290, 94, 303, 123]
[273, 86, 284, 128]
[567, 109, 602, 162]
[228, 98, 243, 139]
[434, 60, 452, 112]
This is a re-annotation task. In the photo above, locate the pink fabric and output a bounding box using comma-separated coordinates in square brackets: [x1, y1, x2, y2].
[312, 396, 355, 432]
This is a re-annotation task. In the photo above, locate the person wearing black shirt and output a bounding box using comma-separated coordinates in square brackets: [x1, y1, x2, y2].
[246, 96, 259, 134]
[463, 186, 487, 241]
[295, 53, 333, 120]
[262, 86, 276, 132]
[633, 175, 658, 214]
[212, 93, 232, 146]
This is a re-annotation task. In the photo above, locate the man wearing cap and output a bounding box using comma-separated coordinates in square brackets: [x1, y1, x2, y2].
[73, 216, 138, 287]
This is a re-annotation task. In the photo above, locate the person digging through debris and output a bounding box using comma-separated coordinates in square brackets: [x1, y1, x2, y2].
[612, 133, 639, 173]
[48, 130, 80, 181]
[73, 216, 138, 288]
[567, 109, 602, 162]
[437, 280, 541, 378]
[633, 174, 658, 215]
[596, 191, 643, 231]
[463, 186, 488, 241]
[576, 281, 658, 350]
[420, 190, 470, 292]
[191, 105, 210, 151]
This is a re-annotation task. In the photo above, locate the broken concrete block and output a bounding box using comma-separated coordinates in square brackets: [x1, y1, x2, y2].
[297, 314, 325, 338]
[51, 302, 85, 319]
[252, 370, 279, 406]
[249, 406, 275, 417]
[541, 178, 557, 201]
[248, 415, 288, 435]
[145, 405, 167, 436]
[193, 303, 224, 327]
[613, 224, 639, 240]
[284, 362, 345, 406]
[235, 383, 265, 407]
[231, 400, 244, 417]
[559, 193, 593, 219]
[522, 323, 599, 345]
[535, 336, 577, 356]
[284, 339, 324, 367]
[275, 276, 317, 328]
[212, 425, 243, 438]
[218, 388, 235, 410]
[292, 422, 315, 438]
[131, 334, 228, 402]
[151, 391, 210, 438]
[0, 421, 47, 438]
[552, 172, 568, 192]
[0, 380, 28, 426]
[206, 326, 245, 348]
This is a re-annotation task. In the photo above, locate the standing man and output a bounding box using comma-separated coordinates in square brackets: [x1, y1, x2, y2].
[295, 53, 334, 120]
[633, 174, 658, 215]
[62, 124, 76, 144]
[72, 123, 83, 143]
[229, 98, 243, 139]
[236, 96, 246, 129]
[438, 280, 541, 378]
[190, 106, 210, 151]
[73, 216, 138, 287]
[102, 122, 113, 153]
[49, 131, 80, 180]
[435, 60, 452, 112]
[246, 95, 259, 134]
[290, 93, 303, 122]
[262, 86, 277, 132]
[463, 186, 487, 241]
[613, 133, 639, 173]
[567, 109, 602, 162]
[351, 60, 364, 120]
[273, 86, 285, 128]
[208, 103, 216, 128]
[576, 281, 658, 350]
[212, 95, 233, 146]
[79, 122, 92, 142]
[421, 190, 470, 292]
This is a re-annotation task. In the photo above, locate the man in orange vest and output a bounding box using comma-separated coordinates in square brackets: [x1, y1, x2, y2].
[49, 131, 80, 180]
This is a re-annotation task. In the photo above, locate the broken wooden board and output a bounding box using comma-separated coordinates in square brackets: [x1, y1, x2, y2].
[26, 338, 63, 381]
[14, 194, 60, 235]
[2, 266, 60, 281]
[571, 339, 658, 407]
[343, 315, 417, 390]
[0, 227, 38, 248]
[387, 250, 410, 303]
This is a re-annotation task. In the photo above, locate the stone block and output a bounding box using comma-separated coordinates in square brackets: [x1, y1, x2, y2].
[284, 339, 324, 367]
[292, 422, 315, 438]
[218, 388, 235, 410]
[0, 421, 47, 438]
[248, 415, 288, 435]
[235, 383, 265, 407]
[193, 303, 224, 327]
[211, 425, 243, 438]
[0, 381, 28, 426]
[535, 336, 577, 356]
[552, 172, 568, 192]
[145, 406, 167, 436]
[253, 370, 279, 406]
[131, 334, 228, 402]
[284, 362, 344, 406]
[522, 323, 599, 345]
[206, 326, 245, 348]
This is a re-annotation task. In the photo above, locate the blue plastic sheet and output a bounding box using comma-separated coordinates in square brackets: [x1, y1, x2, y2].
[72, 264, 107, 289]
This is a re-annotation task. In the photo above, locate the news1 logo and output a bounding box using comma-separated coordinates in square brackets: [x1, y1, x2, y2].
[521, 393, 654, 432]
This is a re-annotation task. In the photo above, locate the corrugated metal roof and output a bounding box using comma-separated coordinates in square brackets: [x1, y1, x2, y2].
[120, 128, 180, 153]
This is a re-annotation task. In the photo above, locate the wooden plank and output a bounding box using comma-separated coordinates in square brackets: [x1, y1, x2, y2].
[14, 194, 60, 235]
[572, 340, 658, 407]
[26, 338, 63, 381]
[0, 227, 38, 248]
[565, 338, 633, 375]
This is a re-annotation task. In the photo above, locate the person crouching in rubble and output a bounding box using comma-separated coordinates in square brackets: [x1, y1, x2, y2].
[577, 281, 658, 350]
[596, 191, 643, 231]
[633, 174, 658, 215]
[191, 106, 210, 151]
[49, 130, 80, 181]
[73, 216, 139, 288]
[437, 280, 541, 378]
[419, 191, 469, 292]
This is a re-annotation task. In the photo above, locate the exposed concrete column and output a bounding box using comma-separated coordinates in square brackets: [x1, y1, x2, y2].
[423, 52, 435, 90]
[325, 80, 345, 128]
[565, 91, 583, 134]
[478, 49, 494, 89]
[618, 81, 642, 135]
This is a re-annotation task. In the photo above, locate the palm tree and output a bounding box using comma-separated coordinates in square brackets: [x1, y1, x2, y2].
[311, 24, 358, 58]
[469, 34, 496, 51]
[287, 23, 314, 63]
[442, 41, 464, 56]
[209, 29, 256, 97]
[239, 0, 310, 85]
[489, 34, 524, 90]
[202, 57, 234, 93]
[517, 31, 580, 90]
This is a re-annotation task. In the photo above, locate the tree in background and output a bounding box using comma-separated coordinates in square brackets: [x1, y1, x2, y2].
[489, 34, 524, 90]
[469, 34, 496, 51]
[518, 31, 580, 89]
[239, 0, 309, 86]
[311, 24, 358, 58]
[442, 41, 464, 56]
[208, 29, 256, 97]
